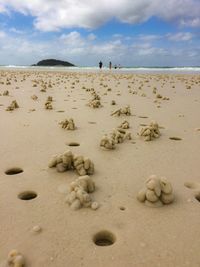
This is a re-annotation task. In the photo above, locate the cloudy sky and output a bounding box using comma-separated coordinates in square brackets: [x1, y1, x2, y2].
[0, 0, 199, 66]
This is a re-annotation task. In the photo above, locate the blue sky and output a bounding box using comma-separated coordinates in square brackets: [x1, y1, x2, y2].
[0, 0, 199, 66]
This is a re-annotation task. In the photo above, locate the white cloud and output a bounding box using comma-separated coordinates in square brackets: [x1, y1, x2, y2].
[87, 33, 96, 41]
[180, 18, 200, 27]
[0, 30, 6, 38]
[131, 42, 167, 56]
[0, 0, 199, 31]
[0, 30, 199, 66]
[112, 34, 123, 38]
[60, 31, 85, 46]
[9, 27, 25, 34]
[137, 34, 161, 41]
[167, 32, 194, 41]
[0, 3, 6, 12]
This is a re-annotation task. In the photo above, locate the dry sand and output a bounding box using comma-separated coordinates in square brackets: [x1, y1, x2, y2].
[0, 69, 200, 266]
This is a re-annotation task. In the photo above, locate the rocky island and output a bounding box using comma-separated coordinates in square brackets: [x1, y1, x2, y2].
[32, 59, 75, 67]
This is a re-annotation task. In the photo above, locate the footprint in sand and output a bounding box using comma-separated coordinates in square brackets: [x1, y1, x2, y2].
[184, 181, 200, 190]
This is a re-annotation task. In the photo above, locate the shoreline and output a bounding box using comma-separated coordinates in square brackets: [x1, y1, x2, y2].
[0, 66, 200, 75]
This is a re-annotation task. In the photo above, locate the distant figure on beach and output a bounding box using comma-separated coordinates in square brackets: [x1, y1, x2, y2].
[99, 61, 103, 69]
[109, 61, 112, 70]
[113, 64, 121, 69]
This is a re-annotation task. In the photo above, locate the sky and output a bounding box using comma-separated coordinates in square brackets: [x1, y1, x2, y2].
[0, 0, 199, 67]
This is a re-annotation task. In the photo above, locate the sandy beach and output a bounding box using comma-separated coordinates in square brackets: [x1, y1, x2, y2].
[0, 69, 200, 267]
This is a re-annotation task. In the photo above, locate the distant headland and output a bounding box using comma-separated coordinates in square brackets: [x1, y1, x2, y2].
[32, 59, 75, 67]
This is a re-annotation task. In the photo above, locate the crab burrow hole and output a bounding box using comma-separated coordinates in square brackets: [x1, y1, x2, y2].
[93, 230, 116, 246]
[66, 142, 80, 147]
[195, 193, 200, 202]
[18, 191, 37, 201]
[5, 167, 23, 175]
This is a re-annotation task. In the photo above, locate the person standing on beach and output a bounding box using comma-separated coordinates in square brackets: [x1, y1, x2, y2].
[109, 61, 112, 70]
[99, 61, 103, 69]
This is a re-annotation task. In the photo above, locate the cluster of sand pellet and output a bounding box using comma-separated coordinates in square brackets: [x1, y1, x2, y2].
[137, 175, 174, 207]
[139, 121, 160, 141]
[100, 135, 116, 150]
[129, 89, 137, 95]
[87, 91, 102, 108]
[111, 105, 131, 116]
[59, 118, 76, 130]
[7, 249, 25, 267]
[6, 100, 19, 111]
[111, 100, 116, 105]
[47, 96, 53, 102]
[31, 94, 38, 100]
[110, 128, 132, 144]
[156, 93, 162, 99]
[3, 90, 9, 96]
[66, 175, 99, 210]
[44, 96, 53, 110]
[48, 150, 94, 176]
[88, 99, 101, 108]
[100, 126, 132, 150]
[118, 120, 130, 129]
[40, 82, 48, 92]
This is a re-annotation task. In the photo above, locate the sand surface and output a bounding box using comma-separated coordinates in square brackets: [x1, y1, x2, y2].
[0, 70, 200, 267]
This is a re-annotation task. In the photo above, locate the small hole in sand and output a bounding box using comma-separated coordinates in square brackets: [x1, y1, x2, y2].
[138, 116, 148, 119]
[119, 206, 126, 211]
[93, 230, 116, 246]
[18, 191, 37, 200]
[5, 167, 23, 175]
[169, 137, 182, 141]
[195, 193, 200, 202]
[67, 142, 80, 147]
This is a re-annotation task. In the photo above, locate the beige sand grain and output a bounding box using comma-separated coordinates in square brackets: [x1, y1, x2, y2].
[0, 70, 200, 267]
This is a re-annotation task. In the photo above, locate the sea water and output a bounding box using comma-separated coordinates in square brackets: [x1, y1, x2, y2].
[0, 65, 200, 74]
